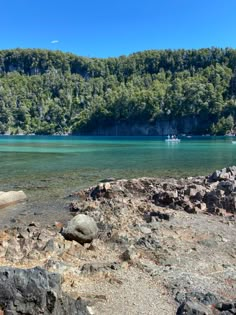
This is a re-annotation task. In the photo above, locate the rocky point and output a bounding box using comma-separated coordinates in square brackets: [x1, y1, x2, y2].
[0, 166, 235, 314]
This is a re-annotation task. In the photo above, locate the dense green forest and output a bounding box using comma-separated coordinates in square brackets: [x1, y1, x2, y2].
[0, 48, 236, 135]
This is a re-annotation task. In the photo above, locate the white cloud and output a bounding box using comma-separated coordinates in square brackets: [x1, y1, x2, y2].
[51, 40, 59, 44]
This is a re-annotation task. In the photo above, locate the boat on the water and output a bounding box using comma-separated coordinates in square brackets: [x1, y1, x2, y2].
[165, 138, 181, 142]
[232, 141, 236, 144]
[165, 135, 181, 142]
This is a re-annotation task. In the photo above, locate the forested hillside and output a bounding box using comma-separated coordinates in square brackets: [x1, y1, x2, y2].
[0, 48, 236, 135]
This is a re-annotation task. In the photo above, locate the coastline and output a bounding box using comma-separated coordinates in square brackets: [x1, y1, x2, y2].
[0, 167, 235, 314]
[0, 136, 236, 230]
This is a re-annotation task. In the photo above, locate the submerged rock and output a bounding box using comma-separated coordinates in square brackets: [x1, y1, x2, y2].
[61, 214, 98, 244]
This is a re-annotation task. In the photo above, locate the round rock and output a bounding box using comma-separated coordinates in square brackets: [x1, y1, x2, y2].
[61, 214, 98, 244]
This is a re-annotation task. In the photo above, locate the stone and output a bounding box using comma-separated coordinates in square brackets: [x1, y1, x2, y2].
[196, 202, 207, 211]
[177, 300, 212, 315]
[184, 201, 196, 213]
[5, 238, 24, 261]
[195, 191, 205, 201]
[185, 187, 198, 197]
[175, 291, 219, 306]
[217, 180, 235, 194]
[219, 172, 230, 181]
[176, 291, 236, 315]
[153, 190, 178, 206]
[185, 184, 206, 201]
[139, 226, 152, 234]
[61, 214, 98, 244]
[104, 182, 111, 191]
[44, 259, 73, 274]
[209, 170, 221, 181]
[215, 302, 236, 312]
[136, 235, 161, 250]
[0, 266, 89, 315]
[204, 190, 223, 212]
[209, 167, 233, 182]
[144, 211, 171, 222]
[0, 190, 26, 209]
[80, 262, 120, 274]
[120, 246, 138, 262]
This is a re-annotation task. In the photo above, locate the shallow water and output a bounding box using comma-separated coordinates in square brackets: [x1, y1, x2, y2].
[0, 135, 236, 226]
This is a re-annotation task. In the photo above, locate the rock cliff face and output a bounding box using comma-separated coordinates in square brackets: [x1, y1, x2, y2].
[78, 116, 201, 136]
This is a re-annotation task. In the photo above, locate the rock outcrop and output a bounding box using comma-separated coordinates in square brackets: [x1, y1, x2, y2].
[0, 167, 235, 314]
[69, 167, 236, 228]
[0, 266, 89, 315]
[176, 291, 236, 315]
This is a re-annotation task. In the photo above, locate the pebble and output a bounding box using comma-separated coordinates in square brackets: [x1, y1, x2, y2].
[139, 226, 152, 234]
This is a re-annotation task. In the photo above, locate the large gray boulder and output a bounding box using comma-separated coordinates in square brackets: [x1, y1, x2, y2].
[61, 214, 98, 244]
[0, 266, 89, 315]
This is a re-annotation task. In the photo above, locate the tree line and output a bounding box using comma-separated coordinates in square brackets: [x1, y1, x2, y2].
[0, 47, 236, 135]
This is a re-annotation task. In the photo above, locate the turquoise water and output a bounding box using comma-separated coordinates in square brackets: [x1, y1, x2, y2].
[0, 135, 236, 225]
[0, 135, 235, 177]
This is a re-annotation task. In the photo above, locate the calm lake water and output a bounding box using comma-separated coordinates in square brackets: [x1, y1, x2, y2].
[0, 135, 236, 226]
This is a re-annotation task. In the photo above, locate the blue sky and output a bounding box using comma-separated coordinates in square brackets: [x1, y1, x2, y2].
[1, 0, 236, 57]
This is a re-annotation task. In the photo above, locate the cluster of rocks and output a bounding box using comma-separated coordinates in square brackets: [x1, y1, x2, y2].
[0, 222, 61, 262]
[0, 222, 99, 314]
[69, 166, 236, 225]
[66, 166, 236, 314]
[176, 291, 236, 315]
[0, 167, 236, 314]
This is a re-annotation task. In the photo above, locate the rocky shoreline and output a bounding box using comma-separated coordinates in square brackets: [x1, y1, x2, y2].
[0, 167, 236, 314]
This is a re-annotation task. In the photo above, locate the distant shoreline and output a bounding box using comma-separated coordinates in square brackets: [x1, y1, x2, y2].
[0, 134, 235, 137]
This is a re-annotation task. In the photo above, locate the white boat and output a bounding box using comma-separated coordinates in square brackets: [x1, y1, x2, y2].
[165, 138, 181, 142]
[232, 141, 236, 144]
